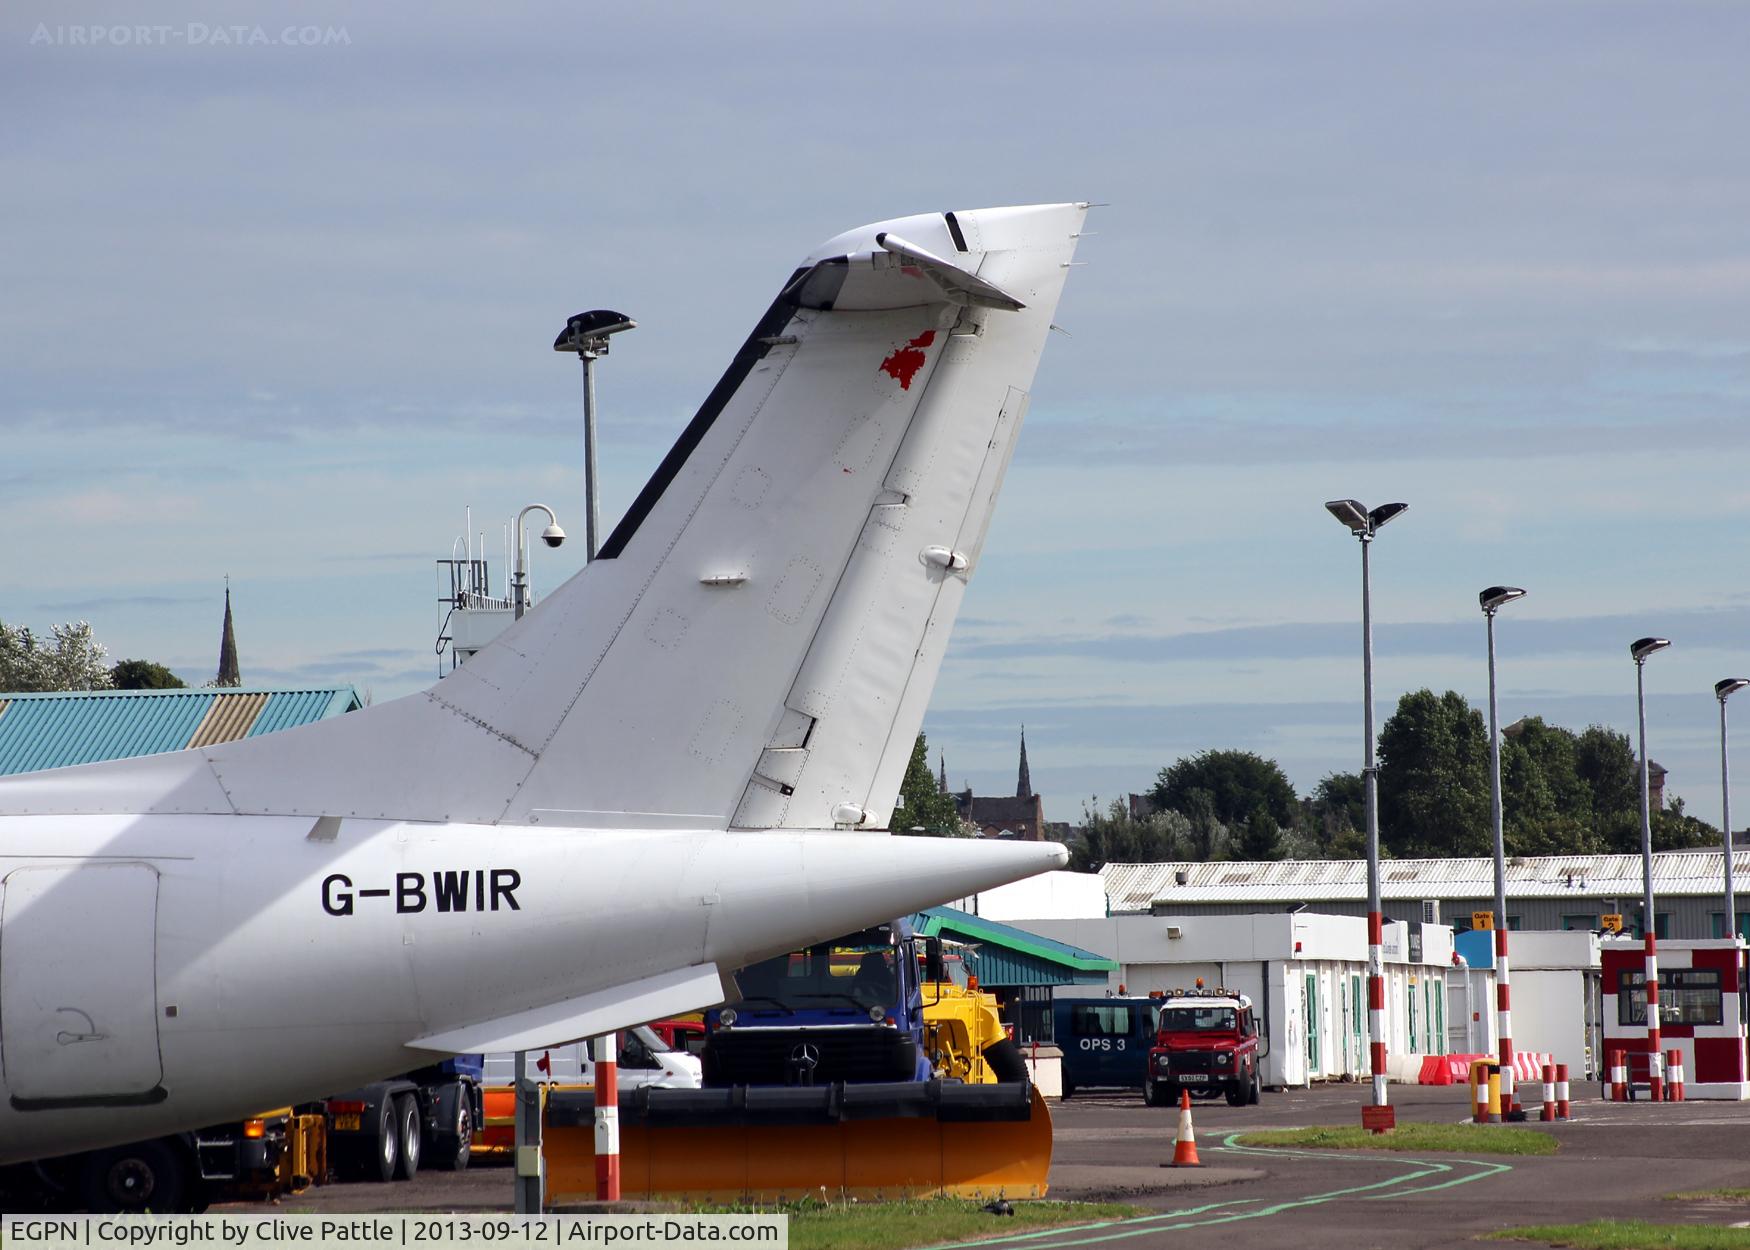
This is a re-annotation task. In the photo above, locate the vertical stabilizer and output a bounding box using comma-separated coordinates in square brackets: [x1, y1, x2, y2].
[0, 205, 1086, 829]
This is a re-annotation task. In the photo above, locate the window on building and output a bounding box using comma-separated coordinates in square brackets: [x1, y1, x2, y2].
[1628, 913, 1671, 940]
[1709, 912, 1750, 940]
[1617, 968, 1723, 1027]
[1506, 915, 1523, 930]
[1070, 1004, 1135, 1039]
[1562, 914, 1597, 931]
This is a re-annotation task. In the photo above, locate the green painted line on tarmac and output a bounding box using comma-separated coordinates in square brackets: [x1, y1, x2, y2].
[927, 1198, 1262, 1250]
[955, 1132, 1513, 1250]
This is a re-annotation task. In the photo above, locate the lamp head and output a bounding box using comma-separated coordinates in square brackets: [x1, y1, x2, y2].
[1324, 499, 1370, 534]
[1719, 678, 1750, 702]
[1480, 586, 1528, 614]
[1368, 502, 1409, 530]
[554, 309, 637, 353]
[1630, 637, 1671, 664]
[540, 523, 567, 548]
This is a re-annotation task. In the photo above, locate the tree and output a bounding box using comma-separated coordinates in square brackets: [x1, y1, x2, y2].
[111, 659, 187, 690]
[1150, 750, 1298, 830]
[1376, 689, 1490, 857]
[1238, 807, 1285, 861]
[0, 620, 113, 692]
[890, 734, 967, 836]
[1069, 798, 1193, 872]
[1575, 725, 1640, 826]
[1305, 772, 1366, 858]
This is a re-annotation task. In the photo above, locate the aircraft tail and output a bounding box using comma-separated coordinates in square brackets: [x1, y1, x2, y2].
[0, 205, 1086, 829]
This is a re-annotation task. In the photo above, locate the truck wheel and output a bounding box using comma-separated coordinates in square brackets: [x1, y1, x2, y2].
[78, 1140, 187, 1213]
[1143, 1077, 1170, 1108]
[393, 1094, 421, 1181]
[1060, 1078, 1074, 1101]
[983, 1039, 1030, 1084]
[1225, 1082, 1246, 1107]
[366, 1099, 399, 1183]
[432, 1095, 474, 1171]
[1248, 1072, 1263, 1104]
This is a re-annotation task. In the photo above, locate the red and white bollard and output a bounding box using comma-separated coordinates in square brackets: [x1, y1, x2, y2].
[594, 1032, 620, 1200]
[1556, 1063, 1571, 1120]
[1609, 1049, 1627, 1102]
[1540, 1063, 1556, 1122]
[1667, 1048, 1685, 1102]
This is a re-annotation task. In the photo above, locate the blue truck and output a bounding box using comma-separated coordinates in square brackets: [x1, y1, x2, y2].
[702, 919, 935, 1086]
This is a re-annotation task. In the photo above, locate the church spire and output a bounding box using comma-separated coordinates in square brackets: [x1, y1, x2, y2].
[216, 579, 241, 688]
[938, 750, 948, 795]
[1017, 725, 1032, 798]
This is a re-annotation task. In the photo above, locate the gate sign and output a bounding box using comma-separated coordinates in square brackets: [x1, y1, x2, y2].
[1601, 914, 1624, 933]
[1472, 910, 1494, 931]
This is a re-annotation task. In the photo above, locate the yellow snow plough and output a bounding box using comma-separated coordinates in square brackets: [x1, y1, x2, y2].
[542, 920, 1051, 1202]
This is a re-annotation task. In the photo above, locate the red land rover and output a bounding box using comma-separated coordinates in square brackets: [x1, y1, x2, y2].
[1143, 988, 1264, 1108]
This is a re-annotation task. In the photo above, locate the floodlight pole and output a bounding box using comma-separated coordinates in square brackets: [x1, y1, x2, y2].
[1633, 638, 1670, 1100]
[1359, 532, 1387, 1110]
[554, 309, 636, 564]
[1482, 587, 1526, 1116]
[580, 352, 601, 560]
[1720, 678, 1750, 1083]
[1326, 499, 1405, 1113]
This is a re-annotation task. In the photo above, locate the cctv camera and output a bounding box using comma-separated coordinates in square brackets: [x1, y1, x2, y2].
[541, 523, 567, 548]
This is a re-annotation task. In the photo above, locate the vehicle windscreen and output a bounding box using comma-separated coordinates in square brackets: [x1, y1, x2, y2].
[1158, 1006, 1237, 1032]
[734, 927, 898, 1010]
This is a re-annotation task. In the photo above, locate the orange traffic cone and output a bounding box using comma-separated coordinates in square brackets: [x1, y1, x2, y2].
[1168, 1089, 1202, 1168]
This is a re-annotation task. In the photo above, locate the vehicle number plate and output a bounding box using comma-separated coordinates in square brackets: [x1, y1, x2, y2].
[333, 1113, 361, 1131]
[1179, 1074, 1208, 1082]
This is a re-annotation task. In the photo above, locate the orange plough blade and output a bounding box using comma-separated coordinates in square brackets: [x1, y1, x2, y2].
[543, 1084, 1052, 1204]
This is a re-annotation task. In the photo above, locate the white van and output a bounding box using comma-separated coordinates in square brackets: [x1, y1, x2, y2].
[483, 1025, 701, 1089]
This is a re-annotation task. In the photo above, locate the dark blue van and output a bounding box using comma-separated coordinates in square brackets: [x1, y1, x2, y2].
[1052, 996, 1158, 1098]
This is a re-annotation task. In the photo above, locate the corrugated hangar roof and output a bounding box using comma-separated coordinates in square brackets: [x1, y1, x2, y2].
[1101, 853, 1750, 913]
[0, 686, 363, 776]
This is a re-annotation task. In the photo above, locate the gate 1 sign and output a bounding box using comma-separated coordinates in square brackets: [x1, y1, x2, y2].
[1472, 911, 1495, 931]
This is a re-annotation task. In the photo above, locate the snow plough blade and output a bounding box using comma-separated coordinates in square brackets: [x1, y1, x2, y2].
[543, 1080, 1052, 1203]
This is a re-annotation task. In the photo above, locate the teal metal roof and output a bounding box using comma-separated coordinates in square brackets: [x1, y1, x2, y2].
[0, 687, 363, 776]
[914, 906, 1117, 988]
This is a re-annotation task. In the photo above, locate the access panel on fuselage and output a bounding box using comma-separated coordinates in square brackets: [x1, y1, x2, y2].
[1, 862, 164, 1105]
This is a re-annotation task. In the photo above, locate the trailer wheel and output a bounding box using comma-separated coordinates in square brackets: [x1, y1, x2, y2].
[983, 1039, 1030, 1084]
[78, 1140, 188, 1213]
[393, 1094, 421, 1181]
[1060, 1078, 1074, 1101]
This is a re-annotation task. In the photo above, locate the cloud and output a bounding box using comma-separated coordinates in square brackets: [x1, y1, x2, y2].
[38, 594, 206, 612]
[950, 606, 1750, 665]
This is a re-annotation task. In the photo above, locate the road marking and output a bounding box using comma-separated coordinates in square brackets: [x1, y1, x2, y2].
[939, 1136, 1511, 1248]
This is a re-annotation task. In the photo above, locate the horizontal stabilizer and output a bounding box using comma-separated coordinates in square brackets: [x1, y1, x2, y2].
[876, 232, 1026, 311]
[783, 230, 1026, 313]
[407, 961, 728, 1054]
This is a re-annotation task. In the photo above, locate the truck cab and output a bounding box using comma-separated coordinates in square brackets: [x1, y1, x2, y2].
[1144, 987, 1265, 1108]
[703, 920, 932, 1086]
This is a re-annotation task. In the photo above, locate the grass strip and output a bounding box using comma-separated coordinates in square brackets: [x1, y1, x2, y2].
[1236, 1122, 1558, 1156]
[1666, 1190, 1750, 1202]
[1489, 1219, 1750, 1248]
[713, 1197, 1143, 1250]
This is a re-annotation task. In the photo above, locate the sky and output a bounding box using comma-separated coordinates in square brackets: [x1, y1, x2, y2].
[3, 2, 1747, 832]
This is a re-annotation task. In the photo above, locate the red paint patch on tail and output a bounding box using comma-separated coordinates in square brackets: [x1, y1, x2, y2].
[879, 330, 936, 390]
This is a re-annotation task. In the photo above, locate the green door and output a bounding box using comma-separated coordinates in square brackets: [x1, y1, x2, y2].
[1351, 975, 1364, 1074]
[1305, 973, 1319, 1073]
[1407, 980, 1419, 1054]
